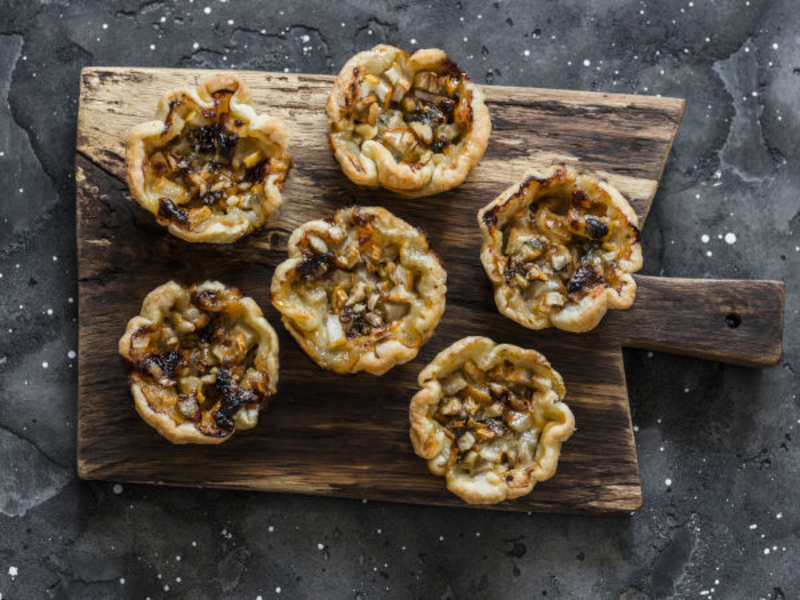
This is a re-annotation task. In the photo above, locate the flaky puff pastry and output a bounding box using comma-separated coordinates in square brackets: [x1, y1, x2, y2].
[327, 44, 491, 197]
[126, 74, 291, 243]
[119, 281, 279, 444]
[409, 337, 574, 504]
[478, 166, 643, 333]
[271, 206, 447, 375]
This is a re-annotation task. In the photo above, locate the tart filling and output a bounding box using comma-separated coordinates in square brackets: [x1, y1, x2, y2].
[327, 44, 491, 197]
[126, 74, 290, 243]
[478, 166, 643, 332]
[409, 337, 574, 504]
[271, 206, 447, 375]
[119, 281, 279, 444]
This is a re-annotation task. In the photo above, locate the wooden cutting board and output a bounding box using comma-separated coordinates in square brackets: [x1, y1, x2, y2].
[75, 67, 785, 514]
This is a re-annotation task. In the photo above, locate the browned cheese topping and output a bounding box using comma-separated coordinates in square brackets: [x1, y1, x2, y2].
[486, 182, 640, 307]
[147, 90, 290, 230]
[433, 359, 544, 475]
[126, 285, 272, 437]
[335, 57, 475, 165]
[292, 210, 419, 348]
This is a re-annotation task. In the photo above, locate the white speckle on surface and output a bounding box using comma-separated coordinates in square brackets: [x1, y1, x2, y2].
[176, 576, 182, 582]
[8, 566, 18, 579]
[583, 58, 591, 67]
[523, 49, 530, 56]
[317, 543, 324, 550]
[749, 523, 757, 529]
[192, 541, 197, 546]
[175, 555, 181, 562]
[42, 361, 48, 369]
[706, 250, 713, 257]
[300, 34, 310, 42]
[102, 23, 108, 29]
[268, 526, 274, 532]
[204, 6, 211, 13]
[276, 587, 281, 594]
[439, 535, 444, 541]
[68, 297, 74, 303]
[68, 350, 76, 359]
[46, 308, 53, 316]
[410, 38, 417, 45]
[665, 478, 672, 487]
[684, 387, 690, 393]
[227, 19, 233, 25]
[776, 512, 783, 519]
[724, 232, 737, 244]
[701, 234, 710, 243]
[164, 585, 170, 592]
[763, 548, 770, 555]
[119, 578, 125, 584]
[150, 44, 156, 50]
[633, 425, 639, 432]
[113, 483, 123, 494]
[376, 528, 382, 534]
[193, 42, 199, 49]
[772, 42, 779, 49]
[52, 255, 58, 261]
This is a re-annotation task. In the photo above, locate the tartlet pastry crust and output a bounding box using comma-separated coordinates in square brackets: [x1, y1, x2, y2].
[478, 166, 643, 333]
[271, 206, 447, 375]
[327, 44, 491, 197]
[126, 74, 291, 243]
[409, 336, 574, 504]
[119, 280, 279, 444]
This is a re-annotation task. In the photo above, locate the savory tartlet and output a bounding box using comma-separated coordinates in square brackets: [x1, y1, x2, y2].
[126, 74, 291, 243]
[327, 44, 491, 197]
[409, 337, 574, 504]
[478, 166, 643, 333]
[118, 280, 279, 444]
[271, 206, 447, 375]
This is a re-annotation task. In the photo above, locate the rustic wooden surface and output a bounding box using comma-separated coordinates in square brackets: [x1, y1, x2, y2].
[75, 67, 782, 514]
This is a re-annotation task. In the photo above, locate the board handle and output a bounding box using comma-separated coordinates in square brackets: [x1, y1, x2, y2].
[616, 275, 785, 367]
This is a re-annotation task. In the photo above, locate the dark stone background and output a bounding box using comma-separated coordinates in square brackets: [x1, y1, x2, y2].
[0, 0, 797, 598]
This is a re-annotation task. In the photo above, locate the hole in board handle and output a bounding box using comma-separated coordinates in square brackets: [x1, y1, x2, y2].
[725, 313, 742, 329]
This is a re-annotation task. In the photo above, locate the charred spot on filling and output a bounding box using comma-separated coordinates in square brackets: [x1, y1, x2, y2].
[296, 251, 335, 281]
[158, 197, 189, 224]
[566, 262, 604, 294]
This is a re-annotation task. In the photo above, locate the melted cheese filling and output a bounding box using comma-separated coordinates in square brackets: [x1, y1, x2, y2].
[289, 216, 421, 356]
[143, 90, 289, 231]
[127, 286, 271, 437]
[500, 188, 637, 310]
[334, 58, 474, 166]
[430, 359, 553, 483]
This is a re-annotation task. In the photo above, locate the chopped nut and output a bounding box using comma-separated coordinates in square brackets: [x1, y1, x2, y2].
[242, 150, 263, 168]
[464, 384, 492, 405]
[367, 102, 380, 126]
[309, 236, 329, 254]
[361, 94, 378, 106]
[457, 431, 476, 452]
[354, 123, 378, 140]
[410, 122, 434, 145]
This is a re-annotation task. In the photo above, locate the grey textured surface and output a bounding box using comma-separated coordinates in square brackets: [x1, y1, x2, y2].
[0, 0, 797, 598]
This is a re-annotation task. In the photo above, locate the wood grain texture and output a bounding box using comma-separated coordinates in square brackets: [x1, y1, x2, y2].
[75, 67, 779, 514]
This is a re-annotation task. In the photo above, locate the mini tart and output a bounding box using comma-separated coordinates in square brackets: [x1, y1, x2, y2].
[409, 337, 574, 505]
[118, 281, 280, 444]
[478, 166, 643, 333]
[271, 206, 447, 375]
[327, 44, 491, 197]
[126, 74, 291, 244]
